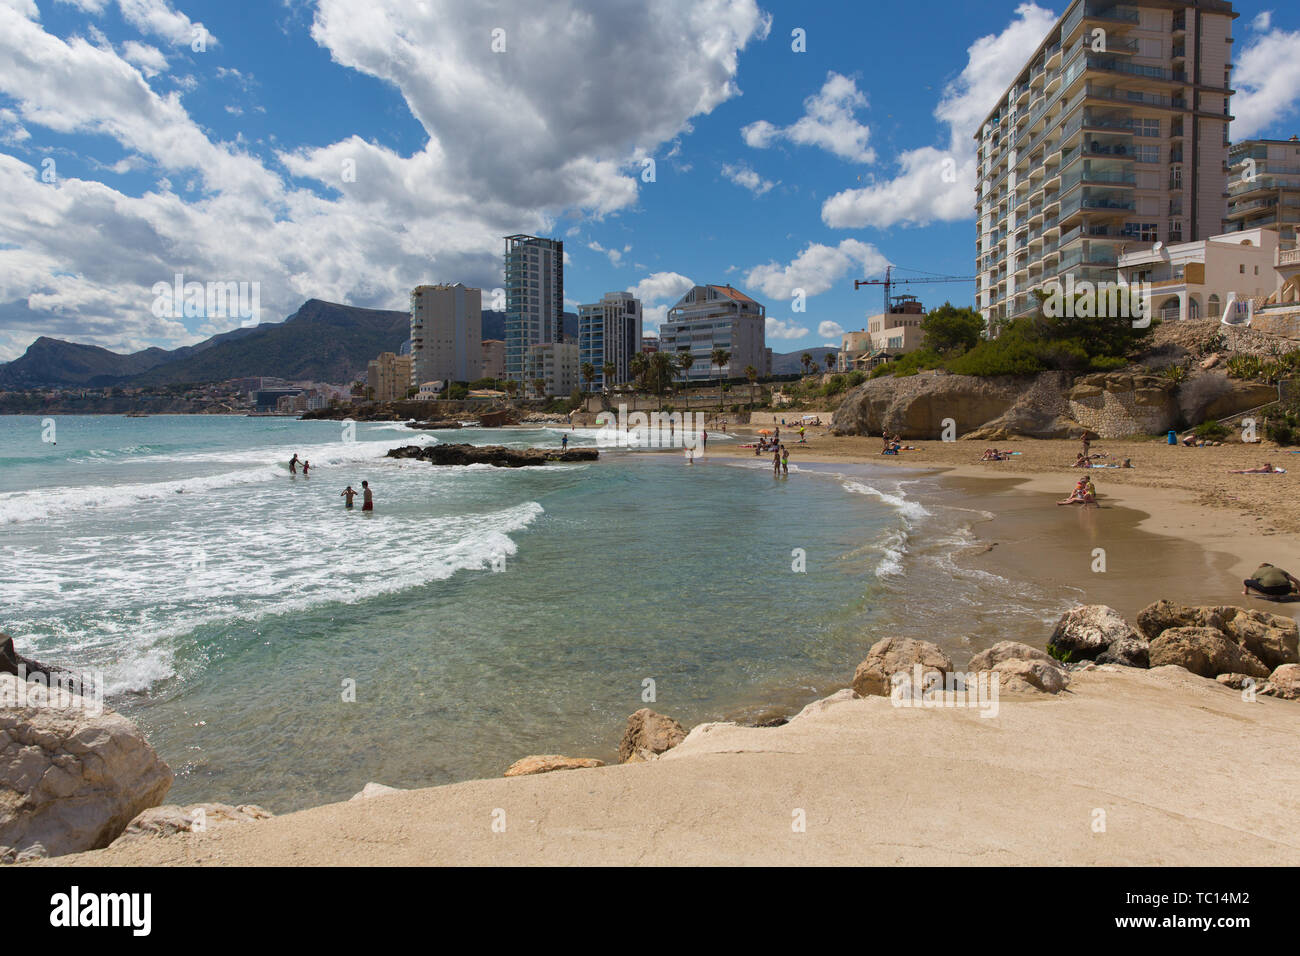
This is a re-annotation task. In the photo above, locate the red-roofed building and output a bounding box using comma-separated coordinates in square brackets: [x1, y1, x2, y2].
[660, 284, 771, 381]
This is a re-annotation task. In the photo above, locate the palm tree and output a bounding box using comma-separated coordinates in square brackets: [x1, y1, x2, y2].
[581, 362, 596, 395]
[711, 348, 730, 410]
[532, 378, 547, 401]
[824, 352, 835, 373]
[629, 353, 649, 393]
[745, 365, 758, 407]
[504, 379, 519, 401]
[602, 362, 616, 391]
[676, 352, 695, 408]
[800, 352, 813, 377]
[648, 351, 676, 409]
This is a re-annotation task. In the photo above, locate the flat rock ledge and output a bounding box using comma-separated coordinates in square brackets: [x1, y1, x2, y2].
[387, 443, 598, 467]
[110, 803, 272, 846]
[504, 755, 605, 777]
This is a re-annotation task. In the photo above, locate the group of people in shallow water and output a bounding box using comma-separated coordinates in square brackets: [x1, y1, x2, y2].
[288, 453, 373, 511]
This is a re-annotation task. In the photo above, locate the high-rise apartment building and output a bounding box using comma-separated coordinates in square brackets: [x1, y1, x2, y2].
[410, 283, 483, 386]
[975, 0, 1235, 329]
[577, 292, 643, 390]
[504, 234, 564, 381]
[481, 339, 506, 379]
[367, 352, 414, 402]
[1226, 137, 1300, 247]
[659, 285, 771, 381]
[523, 342, 579, 397]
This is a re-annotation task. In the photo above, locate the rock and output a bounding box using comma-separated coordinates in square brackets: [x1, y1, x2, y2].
[618, 709, 687, 763]
[0, 673, 173, 860]
[1136, 599, 1209, 639]
[1148, 626, 1270, 679]
[790, 688, 858, 722]
[349, 782, 406, 800]
[1221, 610, 1299, 671]
[0, 633, 91, 697]
[852, 637, 953, 698]
[1049, 605, 1139, 660]
[110, 803, 272, 846]
[1262, 663, 1300, 700]
[504, 755, 605, 777]
[1216, 673, 1263, 691]
[968, 640, 1059, 672]
[991, 659, 1071, 695]
[1200, 353, 1220, 369]
[386, 443, 598, 467]
[1096, 635, 1151, 668]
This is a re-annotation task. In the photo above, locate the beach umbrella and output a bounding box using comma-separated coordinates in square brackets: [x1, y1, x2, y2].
[757, 428, 774, 435]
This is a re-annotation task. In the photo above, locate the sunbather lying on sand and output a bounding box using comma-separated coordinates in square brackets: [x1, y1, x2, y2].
[1228, 463, 1284, 474]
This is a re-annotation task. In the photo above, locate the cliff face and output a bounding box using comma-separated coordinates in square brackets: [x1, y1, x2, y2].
[831, 368, 1276, 440]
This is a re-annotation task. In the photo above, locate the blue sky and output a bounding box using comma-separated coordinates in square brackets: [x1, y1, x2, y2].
[2, 0, 1299, 361]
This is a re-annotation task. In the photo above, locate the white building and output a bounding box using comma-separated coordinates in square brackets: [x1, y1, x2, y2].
[504, 234, 564, 381]
[1118, 227, 1284, 322]
[578, 292, 643, 390]
[410, 283, 483, 387]
[659, 284, 771, 382]
[523, 342, 579, 397]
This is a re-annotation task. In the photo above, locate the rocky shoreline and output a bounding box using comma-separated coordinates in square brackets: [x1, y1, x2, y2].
[386, 443, 598, 467]
[6, 592, 1296, 863]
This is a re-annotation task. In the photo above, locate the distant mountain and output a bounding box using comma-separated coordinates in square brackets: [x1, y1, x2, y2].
[771, 347, 837, 375]
[0, 336, 173, 388]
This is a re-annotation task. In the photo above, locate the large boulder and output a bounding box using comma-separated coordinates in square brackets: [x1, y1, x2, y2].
[1263, 663, 1300, 701]
[1049, 605, 1139, 661]
[831, 372, 1027, 440]
[1096, 635, 1151, 668]
[618, 709, 687, 763]
[504, 755, 604, 777]
[110, 803, 271, 846]
[1136, 599, 1203, 639]
[0, 673, 173, 861]
[1135, 601, 1298, 670]
[991, 659, 1071, 695]
[967, 641, 1059, 672]
[852, 637, 953, 698]
[1148, 627, 1270, 679]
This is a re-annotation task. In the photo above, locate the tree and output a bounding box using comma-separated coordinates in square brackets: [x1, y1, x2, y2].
[676, 352, 695, 407]
[602, 362, 616, 390]
[581, 362, 596, 395]
[629, 353, 649, 392]
[532, 378, 547, 400]
[800, 352, 813, 376]
[504, 379, 519, 401]
[648, 351, 676, 408]
[824, 352, 836, 372]
[711, 348, 730, 410]
[745, 365, 758, 406]
[921, 302, 985, 356]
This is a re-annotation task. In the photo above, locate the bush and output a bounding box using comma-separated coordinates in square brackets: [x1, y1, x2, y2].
[1193, 420, 1229, 441]
[1264, 407, 1299, 446]
[1163, 364, 1188, 384]
[846, 370, 866, 388]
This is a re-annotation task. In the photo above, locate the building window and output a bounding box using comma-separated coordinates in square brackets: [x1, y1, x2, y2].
[1135, 145, 1160, 163]
[1135, 119, 1160, 137]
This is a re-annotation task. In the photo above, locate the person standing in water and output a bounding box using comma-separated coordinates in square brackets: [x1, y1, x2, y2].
[361, 480, 373, 512]
[341, 485, 357, 509]
[289, 453, 299, 474]
[781, 444, 789, 475]
[302, 460, 310, 477]
[561, 433, 568, 451]
[702, 429, 708, 452]
[772, 443, 781, 476]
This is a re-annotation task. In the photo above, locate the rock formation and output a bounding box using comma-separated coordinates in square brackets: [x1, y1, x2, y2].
[110, 803, 272, 846]
[387, 443, 598, 467]
[1049, 605, 1144, 661]
[504, 755, 605, 777]
[619, 709, 687, 763]
[852, 637, 953, 697]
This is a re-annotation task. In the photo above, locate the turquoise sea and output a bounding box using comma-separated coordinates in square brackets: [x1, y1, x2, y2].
[0, 414, 1067, 811]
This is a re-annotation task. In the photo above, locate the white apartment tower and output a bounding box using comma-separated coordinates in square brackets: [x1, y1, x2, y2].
[659, 285, 772, 382]
[578, 292, 643, 390]
[410, 283, 483, 386]
[975, 0, 1235, 330]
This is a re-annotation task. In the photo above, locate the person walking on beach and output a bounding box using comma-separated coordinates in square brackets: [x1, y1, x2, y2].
[1243, 563, 1300, 599]
[341, 485, 357, 509]
[781, 444, 789, 476]
[289, 453, 299, 474]
[361, 480, 373, 512]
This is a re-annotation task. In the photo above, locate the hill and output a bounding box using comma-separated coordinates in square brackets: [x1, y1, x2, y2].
[771, 347, 837, 375]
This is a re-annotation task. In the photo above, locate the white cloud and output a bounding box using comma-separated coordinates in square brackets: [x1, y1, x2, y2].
[721, 161, 776, 194]
[822, 3, 1058, 229]
[1252, 11, 1271, 31]
[587, 240, 624, 266]
[1232, 24, 1300, 138]
[58, 0, 218, 47]
[630, 271, 695, 330]
[742, 71, 874, 163]
[0, 0, 767, 357]
[765, 317, 809, 340]
[745, 238, 890, 300]
[120, 40, 168, 76]
[817, 320, 843, 338]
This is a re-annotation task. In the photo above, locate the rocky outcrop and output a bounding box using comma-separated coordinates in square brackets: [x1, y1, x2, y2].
[1148, 626, 1270, 679]
[1049, 605, 1143, 661]
[349, 782, 406, 800]
[110, 803, 271, 846]
[387, 443, 598, 467]
[1067, 372, 1178, 438]
[0, 634, 92, 697]
[831, 372, 1029, 439]
[1136, 601, 1298, 671]
[406, 420, 463, 430]
[0, 672, 173, 861]
[1096, 635, 1150, 668]
[852, 637, 953, 697]
[618, 709, 687, 763]
[1263, 663, 1300, 700]
[504, 755, 605, 777]
[967, 640, 1058, 671]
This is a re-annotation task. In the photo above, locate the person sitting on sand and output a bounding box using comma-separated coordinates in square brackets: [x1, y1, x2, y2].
[1072, 453, 1090, 468]
[1243, 563, 1300, 600]
[1182, 434, 1197, 447]
[1057, 477, 1094, 507]
[1084, 477, 1097, 503]
[1229, 462, 1281, 474]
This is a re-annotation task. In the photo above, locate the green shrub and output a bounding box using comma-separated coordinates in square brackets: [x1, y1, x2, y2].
[846, 370, 866, 388]
[1163, 364, 1188, 384]
[1046, 642, 1074, 665]
[1193, 420, 1229, 440]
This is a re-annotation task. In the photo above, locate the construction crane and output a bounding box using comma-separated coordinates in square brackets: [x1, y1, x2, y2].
[854, 265, 976, 314]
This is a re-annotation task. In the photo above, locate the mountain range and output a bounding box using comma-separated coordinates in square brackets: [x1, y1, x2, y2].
[0, 299, 833, 387]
